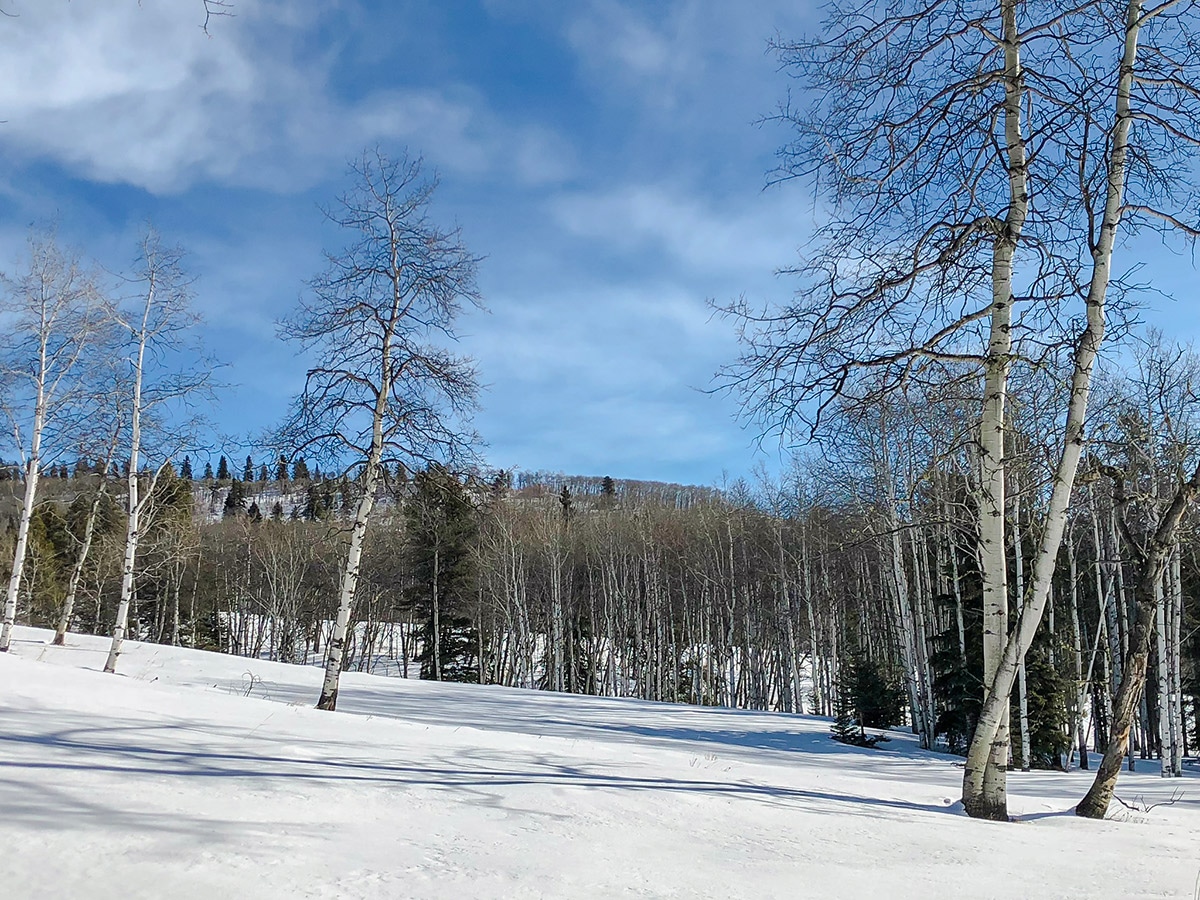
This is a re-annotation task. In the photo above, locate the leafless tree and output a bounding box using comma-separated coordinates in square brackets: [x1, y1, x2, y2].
[0, 233, 110, 652]
[278, 148, 483, 711]
[723, 0, 1200, 819]
[104, 231, 214, 674]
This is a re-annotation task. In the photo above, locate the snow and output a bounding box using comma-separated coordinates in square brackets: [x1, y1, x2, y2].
[2, 628, 1198, 899]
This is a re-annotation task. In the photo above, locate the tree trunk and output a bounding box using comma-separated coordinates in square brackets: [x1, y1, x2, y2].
[54, 480, 106, 645]
[0, 456, 41, 651]
[315, 462, 379, 709]
[964, 0, 1141, 818]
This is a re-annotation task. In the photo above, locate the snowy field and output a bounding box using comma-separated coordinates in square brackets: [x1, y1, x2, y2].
[2, 628, 1199, 899]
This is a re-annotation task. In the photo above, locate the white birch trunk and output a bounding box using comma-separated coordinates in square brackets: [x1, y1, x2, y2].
[54, 481, 106, 645]
[104, 282, 154, 675]
[1155, 570, 1170, 775]
[0, 328, 49, 652]
[964, 0, 1142, 818]
[1068, 536, 1089, 769]
[967, 0, 1029, 817]
[1169, 547, 1184, 775]
[0, 453, 41, 651]
[315, 466, 379, 709]
[1013, 472, 1031, 770]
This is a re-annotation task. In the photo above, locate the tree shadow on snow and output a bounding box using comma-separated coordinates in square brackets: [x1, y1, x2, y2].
[0, 705, 954, 825]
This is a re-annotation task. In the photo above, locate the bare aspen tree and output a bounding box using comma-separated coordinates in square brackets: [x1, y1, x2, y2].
[0, 234, 108, 652]
[104, 232, 212, 674]
[278, 148, 482, 711]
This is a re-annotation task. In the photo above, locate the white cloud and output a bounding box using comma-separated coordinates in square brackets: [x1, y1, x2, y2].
[0, 0, 575, 193]
[549, 183, 803, 277]
[459, 279, 747, 480]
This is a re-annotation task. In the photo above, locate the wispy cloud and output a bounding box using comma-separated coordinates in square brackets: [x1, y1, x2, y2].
[549, 184, 803, 278]
[0, 1, 575, 193]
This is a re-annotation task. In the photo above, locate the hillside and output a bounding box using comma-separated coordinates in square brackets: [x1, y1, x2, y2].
[1, 627, 1197, 899]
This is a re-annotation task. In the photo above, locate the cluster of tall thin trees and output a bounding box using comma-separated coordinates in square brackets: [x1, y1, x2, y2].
[5, 379, 1200, 788]
[722, 0, 1200, 819]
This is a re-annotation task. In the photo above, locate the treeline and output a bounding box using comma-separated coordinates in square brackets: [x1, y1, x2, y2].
[5, 375, 1200, 780]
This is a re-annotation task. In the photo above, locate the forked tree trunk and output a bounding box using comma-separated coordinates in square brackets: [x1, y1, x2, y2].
[966, 0, 1028, 818]
[1012, 473, 1031, 770]
[105, 286, 153, 675]
[104, 458, 141, 673]
[963, 0, 1141, 819]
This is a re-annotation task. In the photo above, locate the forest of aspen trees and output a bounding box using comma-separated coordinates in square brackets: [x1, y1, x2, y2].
[4, 333, 1198, 783]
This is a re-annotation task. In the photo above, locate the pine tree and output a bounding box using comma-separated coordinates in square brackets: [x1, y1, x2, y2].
[600, 475, 616, 506]
[276, 455, 289, 482]
[243, 455, 254, 482]
[292, 457, 310, 481]
[223, 478, 246, 517]
[203, 461, 214, 481]
[830, 649, 895, 748]
[180, 456, 193, 481]
[406, 465, 480, 682]
[559, 485, 573, 524]
[216, 456, 230, 481]
[832, 681, 863, 745]
[302, 483, 330, 520]
[258, 463, 269, 483]
[270, 500, 284, 520]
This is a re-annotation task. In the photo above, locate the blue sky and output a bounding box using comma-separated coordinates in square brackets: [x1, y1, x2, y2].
[5, 2, 1194, 488]
[0, 0, 822, 486]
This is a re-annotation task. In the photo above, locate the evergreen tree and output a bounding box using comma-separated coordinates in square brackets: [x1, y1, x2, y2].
[405, 465, 480, 682]
[831, 653, 894, 748]
[600, 475, 616, 506]
[247, 501, 262, 522]
[831, 681, 864, 745]
[270, 500, 284, 520]
[851, 652, 905, 729]
[930, 541, 983, 754]
[216, 456, 230, 481]
[203, 461, 214, 481]
[180, 456, 193, 481]
[559, 485, 573, 524]
[292, 457, 310, 481]
[258, 463, 269, 483]
[150, 462, 192, 517]
[223, 479, 246, 517]
[1020, 642, 1071, 770]
[276, 455, 289, 482]
[302, 483, 331, 520]
[243, 455, 254, 482]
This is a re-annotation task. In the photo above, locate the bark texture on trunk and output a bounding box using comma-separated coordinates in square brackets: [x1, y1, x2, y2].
[964, 0, 1142, 818]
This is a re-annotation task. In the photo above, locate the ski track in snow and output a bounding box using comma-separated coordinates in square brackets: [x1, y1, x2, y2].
[1, 626, 1198, 899]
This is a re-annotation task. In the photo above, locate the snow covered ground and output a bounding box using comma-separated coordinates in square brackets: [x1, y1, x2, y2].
[2, 627, 1198, 899]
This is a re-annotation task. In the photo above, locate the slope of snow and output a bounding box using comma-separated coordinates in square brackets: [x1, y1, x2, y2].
[2, 627, 1198, 899]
